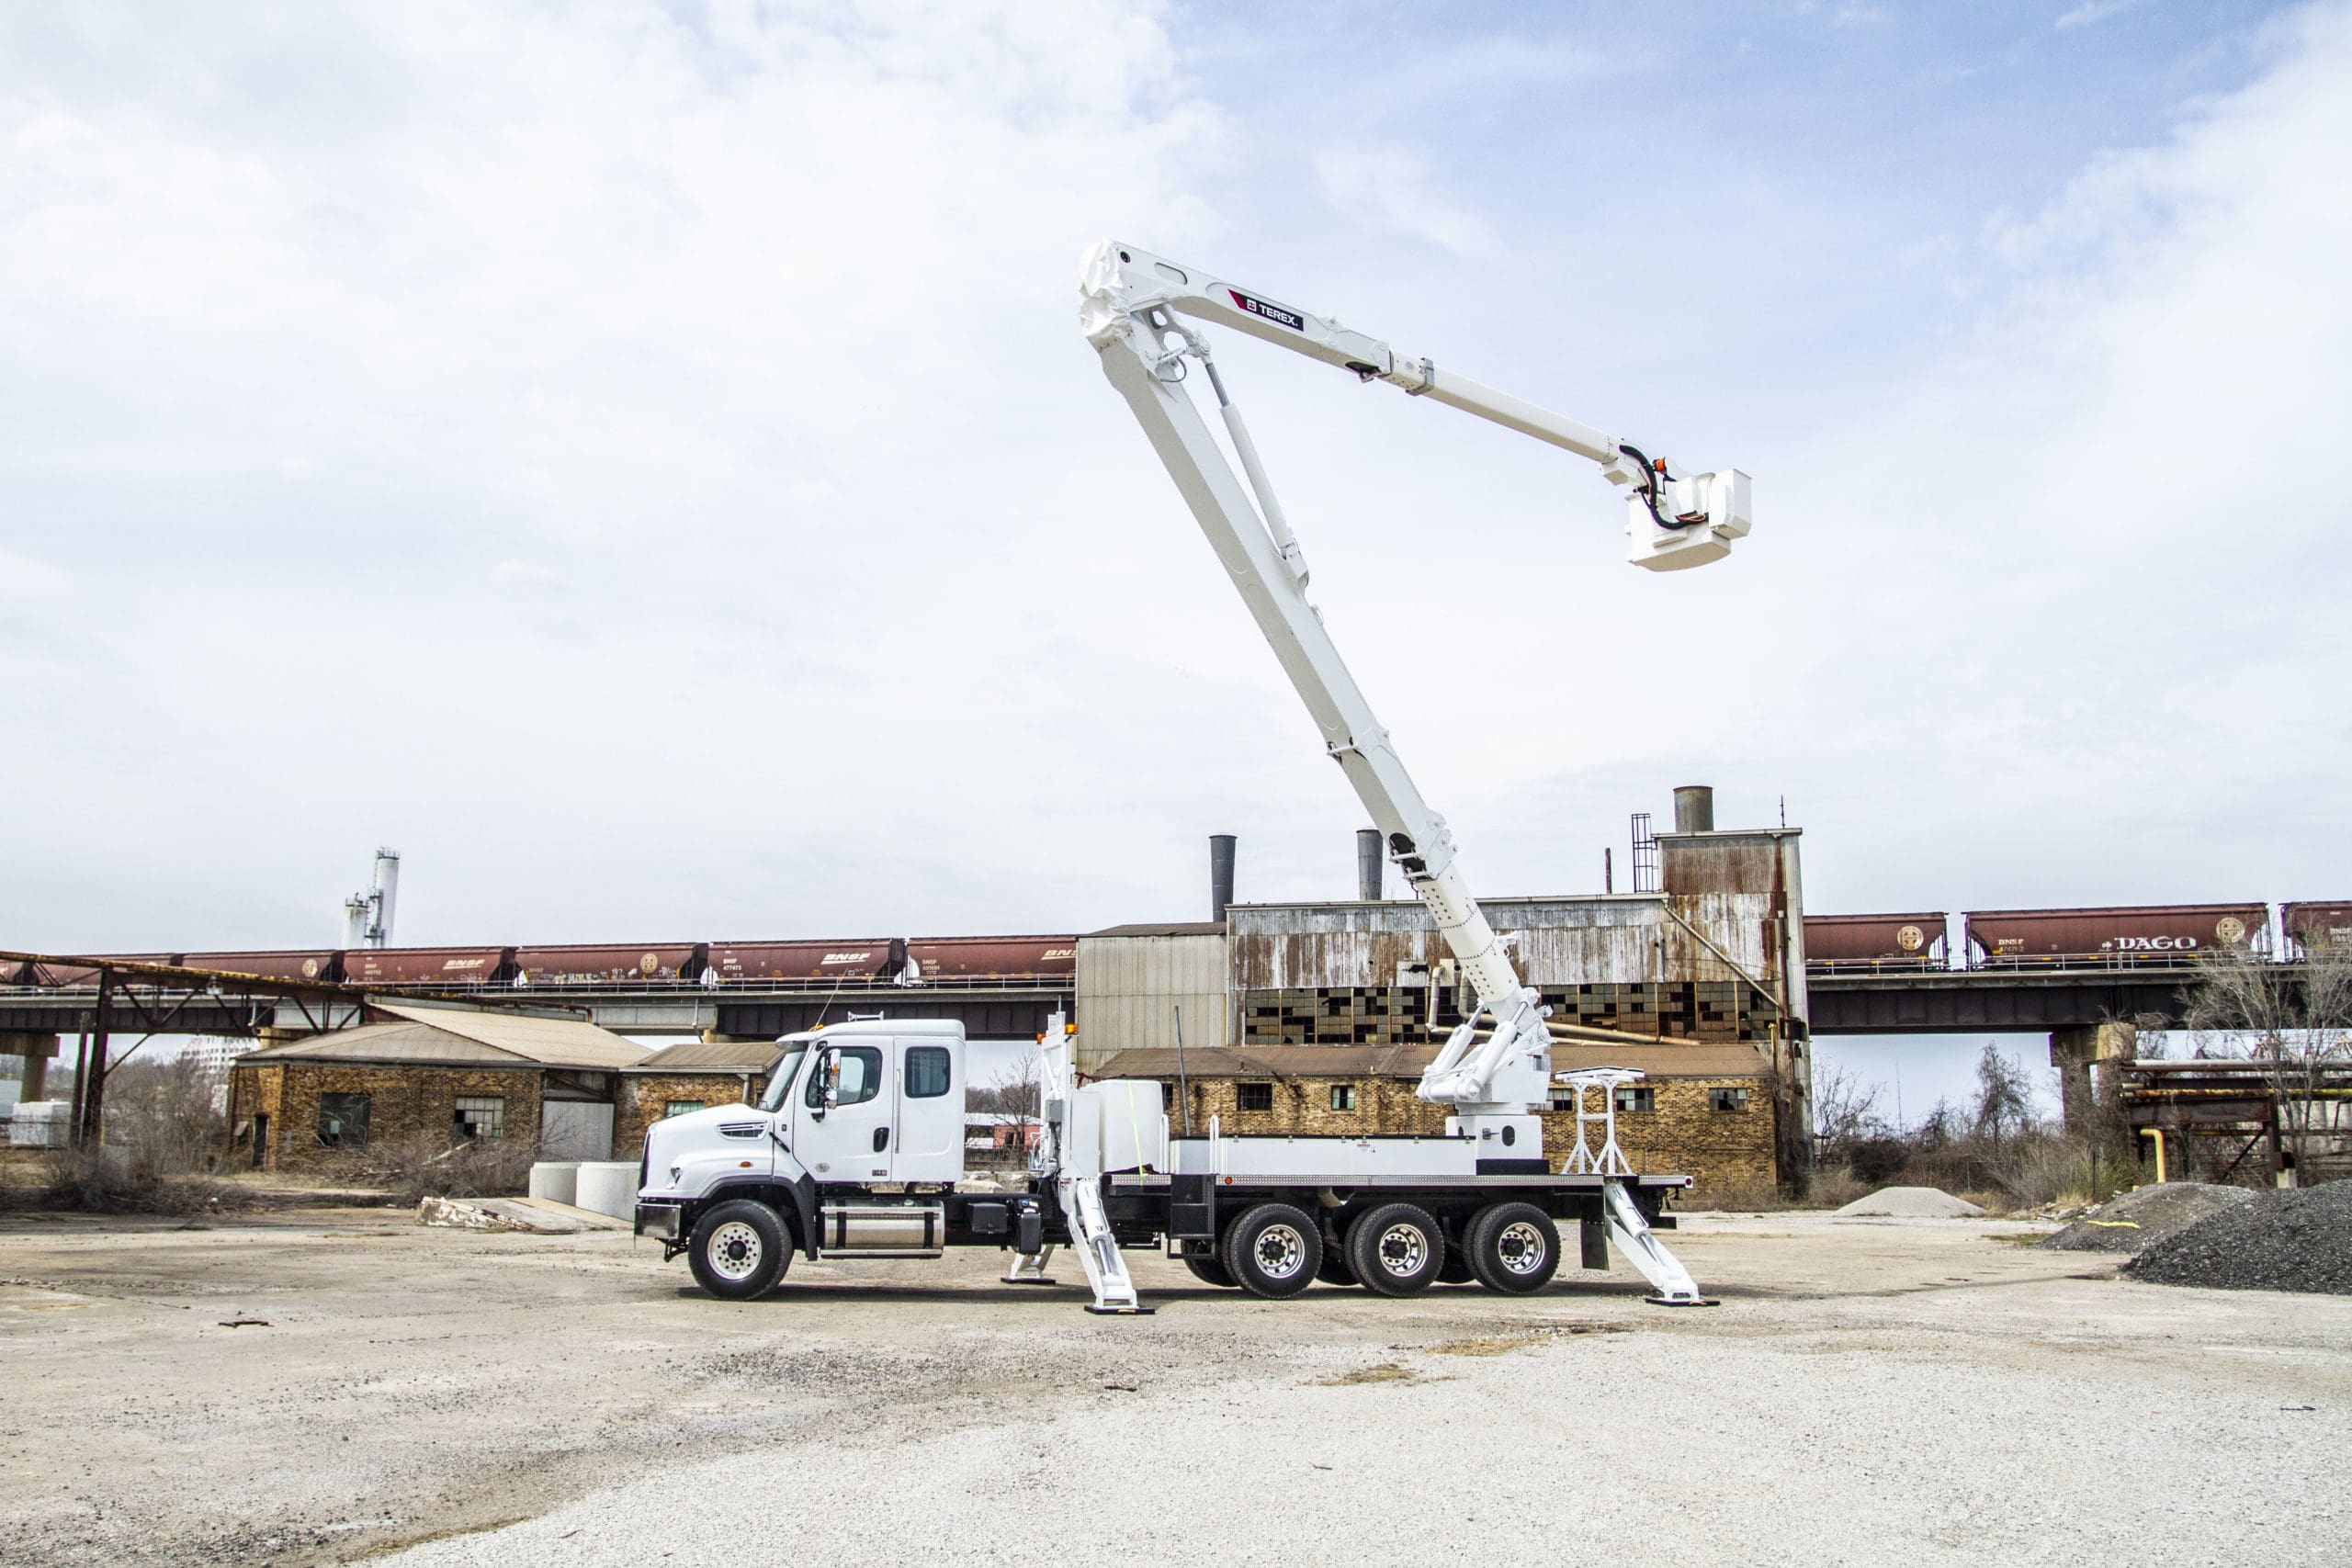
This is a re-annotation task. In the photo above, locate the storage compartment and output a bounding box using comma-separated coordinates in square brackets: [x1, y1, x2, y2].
[817, 1202, 945, 1258]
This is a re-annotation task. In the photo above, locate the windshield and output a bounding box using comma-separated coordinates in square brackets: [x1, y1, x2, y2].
[758, 1045, 809, 1112]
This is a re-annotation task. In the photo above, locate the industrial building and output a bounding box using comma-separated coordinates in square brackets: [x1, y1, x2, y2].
[1070, 792, 1810, 1190]
[227, 1002, 650, 1172]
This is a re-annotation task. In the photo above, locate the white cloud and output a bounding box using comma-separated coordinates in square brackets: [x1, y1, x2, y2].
[2057, 0, 2143, 30]
[1312, 143, 1502, 260]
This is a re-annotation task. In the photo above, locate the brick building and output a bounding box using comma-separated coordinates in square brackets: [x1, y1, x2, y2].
[1090, 1041, 1777, 1199]
[615, 1038, 786, 1159]
[226, 1003, 650, 1173]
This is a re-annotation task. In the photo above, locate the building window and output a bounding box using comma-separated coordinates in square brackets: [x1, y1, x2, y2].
[905, 1045, 953, 1100]
[663, 1100, 705, 1119]
[454, 1096, 505, 1140]
[1709, 1087, 1750, 1112]
[317, 1092, 370, 1148]
[1237, 1082, 1273, 1112]
[1547, 1087, 1577, 1111]
[1614, 1086, 1656, 1114]
[1329, 1084, 1357, 1111]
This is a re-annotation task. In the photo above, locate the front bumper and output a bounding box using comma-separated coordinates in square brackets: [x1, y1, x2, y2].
[634, 1201, 684, 1241]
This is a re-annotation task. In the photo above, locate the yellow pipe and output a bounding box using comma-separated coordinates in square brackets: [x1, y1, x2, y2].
[2139, 1127, 2166, 1184]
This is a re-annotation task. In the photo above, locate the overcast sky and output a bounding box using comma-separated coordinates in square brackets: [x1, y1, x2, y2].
[6, 2, 2348, 1111]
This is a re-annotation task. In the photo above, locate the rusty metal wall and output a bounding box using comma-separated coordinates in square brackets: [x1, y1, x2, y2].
[1074, 931, 1231, 1072]
[1227, 896, 1781, 995]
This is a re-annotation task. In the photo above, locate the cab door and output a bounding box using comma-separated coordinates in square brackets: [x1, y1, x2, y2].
[793, 1042, 896, 1182]
[890, 1038, 964, 1183]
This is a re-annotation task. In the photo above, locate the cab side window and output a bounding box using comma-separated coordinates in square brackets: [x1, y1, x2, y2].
[807, 1046, 885, 1108]
[905, 1045, 953, 1100]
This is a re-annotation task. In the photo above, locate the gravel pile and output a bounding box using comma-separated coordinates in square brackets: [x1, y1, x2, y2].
[1834, 1186, 1984, 1218]
[2041, 1182, 2254, 1254]
[2124, 1179, 2352, 1295]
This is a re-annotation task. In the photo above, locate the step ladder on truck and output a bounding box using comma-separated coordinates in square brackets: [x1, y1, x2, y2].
[632, 242, 1752, 1310]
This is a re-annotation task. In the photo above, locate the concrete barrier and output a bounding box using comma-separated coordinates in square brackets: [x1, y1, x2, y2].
[573, 1162, 639, 1220]
[527, 1162, 580, 1205]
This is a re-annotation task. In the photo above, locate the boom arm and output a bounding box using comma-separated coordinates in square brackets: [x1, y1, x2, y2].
[1080, 239, 1750, 1130]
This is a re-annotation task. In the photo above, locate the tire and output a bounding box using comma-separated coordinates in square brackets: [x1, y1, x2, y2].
[1436, 1248, 1477, 1285]
[1347, 1202, 1444, 1297]
[1220, 1202, 1322, 1300]
[1183, 1255, 1239, 1289]
[1466, 1201, 1560, 1295]
[687, 1198, 788, 1300]
[1317, 1235, 1360, 1288]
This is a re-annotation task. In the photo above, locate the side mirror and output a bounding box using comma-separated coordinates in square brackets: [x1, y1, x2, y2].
[809, 1048, 836, 1121]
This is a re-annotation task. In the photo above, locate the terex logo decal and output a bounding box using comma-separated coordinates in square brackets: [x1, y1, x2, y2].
[1229, 289, 1305, 332]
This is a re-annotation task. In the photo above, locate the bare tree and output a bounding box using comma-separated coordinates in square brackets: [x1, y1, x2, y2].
[2184, 941, 2352, 1179]
[987, 1055, 1043, 1155]
[1811, 1060, 1887, 1153]
[103, 1057, 225, 1179]
[1972, 1043, 2035, 1145]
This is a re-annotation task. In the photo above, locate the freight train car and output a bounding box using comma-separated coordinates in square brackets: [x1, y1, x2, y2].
[1962, 905, 2267, 967]
[2283, 902, 2352, 955]
[178, 950, 340, 983]
[707, 939, 904, 985]
[1803, 913, 1948, 970]
[903, 935, 1079, 984]
[338, 946, 517, 987]
[513, 942, 709, 987]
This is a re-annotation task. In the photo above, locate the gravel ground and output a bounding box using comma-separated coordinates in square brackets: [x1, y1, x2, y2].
[2042, 1182, 2255, 1254]
[3, 1207, 2346, 1566]
[2125, 1179, 2352, 1294]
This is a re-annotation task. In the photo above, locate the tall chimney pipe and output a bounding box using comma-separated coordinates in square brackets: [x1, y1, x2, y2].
[1208, 834, 1236, 924]
[1672, 785, 1715, 834]
[1356, 829, 1383, 901]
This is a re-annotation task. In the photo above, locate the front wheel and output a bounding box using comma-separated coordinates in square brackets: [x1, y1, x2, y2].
[687, 1199, 788, 1300]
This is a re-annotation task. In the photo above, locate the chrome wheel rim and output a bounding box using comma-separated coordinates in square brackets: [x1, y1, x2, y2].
[707, 1220, 763, 1281]
[1374, 1224, 1428, 1278]
[1252, 1222, 1306, 1280]
[1496, 1220, 1547, 1276]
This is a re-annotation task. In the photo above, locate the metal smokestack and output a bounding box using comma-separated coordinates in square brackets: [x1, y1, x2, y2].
[1208, 834, 1236, 924]
[1672, 785, 1715, 834]
[369, 849, 401, 947]
[1356, 829, 1383, 901]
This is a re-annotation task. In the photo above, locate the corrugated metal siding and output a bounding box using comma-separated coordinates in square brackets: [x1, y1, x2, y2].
[1229, 897, 1778, 993]
[1074, 931, 1230, 1071]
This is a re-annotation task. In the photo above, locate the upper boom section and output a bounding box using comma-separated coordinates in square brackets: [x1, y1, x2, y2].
[1079, 239, 1753, 571]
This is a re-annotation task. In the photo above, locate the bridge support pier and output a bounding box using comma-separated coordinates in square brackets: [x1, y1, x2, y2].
[2050, 1022, 2136, 1133]
[2, 1033, 60, 1102]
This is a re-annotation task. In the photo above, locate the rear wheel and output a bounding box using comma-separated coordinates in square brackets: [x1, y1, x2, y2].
[1436, 1247, 1477, 1285]
[1182, 1254, 1239, 1288]
[1317, 1236, 1360, 1288]
[1467, 1202, 1559, 1295]
[1221, 1202, 1322, 1299]
[1348, 1202, 1443, 1297]
[687, 1199, 788, 1300]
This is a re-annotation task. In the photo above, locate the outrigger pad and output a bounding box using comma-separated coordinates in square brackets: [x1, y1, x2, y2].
[1645, 1295, 1720, 1307]
[1084, 1303, 1157, 1315]
[1003, 1277, 1060, 1286]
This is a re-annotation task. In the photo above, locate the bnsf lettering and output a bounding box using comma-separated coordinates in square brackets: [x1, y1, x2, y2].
[1043, 949, 1074, 960]
[820, 952, 872, 964]
[440, 958, 490, 971]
